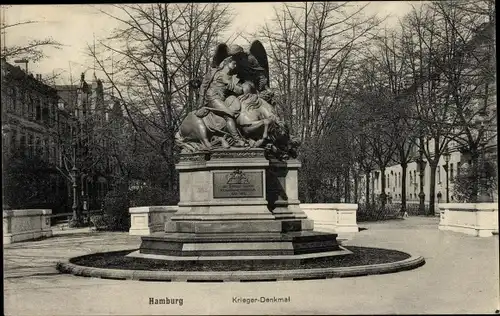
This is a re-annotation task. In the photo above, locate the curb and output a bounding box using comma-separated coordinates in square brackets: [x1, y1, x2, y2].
[56, 255, 425, 282]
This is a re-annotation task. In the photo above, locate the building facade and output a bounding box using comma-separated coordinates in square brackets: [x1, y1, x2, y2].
[1, 58, 70, 210]
[2, 58, 121, 212]
[55, 73, 116, 211]
[1, 59, 68, 164]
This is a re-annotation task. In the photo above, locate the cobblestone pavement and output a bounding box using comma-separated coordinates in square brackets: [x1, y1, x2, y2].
[4, 217, 499, 315]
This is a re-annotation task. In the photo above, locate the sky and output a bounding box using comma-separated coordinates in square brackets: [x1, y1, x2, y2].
[2, 2, 418, 85]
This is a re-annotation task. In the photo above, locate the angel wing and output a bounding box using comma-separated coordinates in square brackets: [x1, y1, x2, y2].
[248, 40, 270, 83]
[211, 43, 229, 68]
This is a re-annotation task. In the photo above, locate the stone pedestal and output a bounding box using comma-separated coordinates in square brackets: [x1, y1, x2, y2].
[137, 149, 340, 259]
[129, 206, 178, 236]
[165, 149, 281, 234]
[267, 158, 314, 232]
[3, 209, 53, 244]
[438, 203, 498, 237]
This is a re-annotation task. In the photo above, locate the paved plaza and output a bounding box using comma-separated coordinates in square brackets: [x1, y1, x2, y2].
[4, 217, 499, 315]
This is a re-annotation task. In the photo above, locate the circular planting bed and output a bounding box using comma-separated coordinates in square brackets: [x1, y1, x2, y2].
[57, 246, 425, 282]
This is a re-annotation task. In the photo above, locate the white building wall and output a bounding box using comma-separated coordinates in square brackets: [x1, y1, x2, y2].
[371, 150, 463, 204]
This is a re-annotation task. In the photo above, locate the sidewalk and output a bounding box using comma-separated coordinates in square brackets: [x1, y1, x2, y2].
[4, 217, 499, 315]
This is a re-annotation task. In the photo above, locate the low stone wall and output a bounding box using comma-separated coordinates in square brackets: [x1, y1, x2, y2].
[129, 206, 179, 236]
[3, 209, 53, 244]
[438, 203, 498, 237]
[129, 204, 359, 237]
[300, 204, 359, 238]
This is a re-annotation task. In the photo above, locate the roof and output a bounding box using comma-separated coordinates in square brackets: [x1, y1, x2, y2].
[1, 59, 58, 95]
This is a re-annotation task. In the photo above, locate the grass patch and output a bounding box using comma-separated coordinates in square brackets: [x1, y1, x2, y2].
[69, 246, 411, 272]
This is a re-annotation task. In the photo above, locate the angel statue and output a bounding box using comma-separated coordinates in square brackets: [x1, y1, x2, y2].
[175, 40, 300, 160]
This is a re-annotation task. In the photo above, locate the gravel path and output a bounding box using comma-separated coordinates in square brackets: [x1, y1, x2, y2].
[4, 217, 499, 315]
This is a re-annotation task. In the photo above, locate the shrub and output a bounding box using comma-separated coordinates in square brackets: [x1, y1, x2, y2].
[89, 215, 107, 231]
[129, 186, 179, 207]
[3, 152, 67, 211]
[102, 189, 130, 231]
[357, 204, 403, 222]
[453, 160, 497, 202]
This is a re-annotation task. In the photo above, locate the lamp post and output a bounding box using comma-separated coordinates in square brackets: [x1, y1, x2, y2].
[70, 119, 81, 226]
[71, 165, 79, 223]
[416, 148, 427, 215]
[477, 110, 490, 202]
[443, 148, 451, 203]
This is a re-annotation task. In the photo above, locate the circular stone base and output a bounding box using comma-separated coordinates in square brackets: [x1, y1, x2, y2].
[56, 246, 425, 282]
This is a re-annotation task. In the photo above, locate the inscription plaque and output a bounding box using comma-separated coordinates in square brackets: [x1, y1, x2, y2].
[213, 170, 264, 198]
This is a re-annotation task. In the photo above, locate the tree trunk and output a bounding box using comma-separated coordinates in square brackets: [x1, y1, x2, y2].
[428, 163, 438, 216]
[380, 167, 386, 208]
[401, 163, 408, 214]
[344, 167, 350, 203]
[354, 170, 359, 203]
[371, 174, 376, 206]
[470, 150, 480, 202]
[335, 176, 341, 203]
[365, 170, 371, 208]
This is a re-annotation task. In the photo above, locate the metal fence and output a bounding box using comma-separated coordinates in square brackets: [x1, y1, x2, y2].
[49, 210, 103, 226]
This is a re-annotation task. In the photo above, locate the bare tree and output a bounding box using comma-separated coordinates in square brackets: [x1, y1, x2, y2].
[400, 3, 468, 215]
[429, 0, 496, 201]
[369, 28, 419, 213]
[88, 4, 234, 192]
[256, 2, 383, 202]
[258, 2, 382, 142]
[0, 5, 61, 62]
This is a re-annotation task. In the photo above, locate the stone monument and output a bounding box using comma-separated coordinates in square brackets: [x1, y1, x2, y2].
[134, 41, 342, 261]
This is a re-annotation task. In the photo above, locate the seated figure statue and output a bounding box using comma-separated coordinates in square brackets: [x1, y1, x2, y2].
[196, 54, 246, 147]
[175, 41, 300, 160]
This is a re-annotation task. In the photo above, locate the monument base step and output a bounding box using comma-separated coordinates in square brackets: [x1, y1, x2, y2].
[165, 219, 314, 234]
[127, 247, 352, 264]
[139, 230, 340, 257]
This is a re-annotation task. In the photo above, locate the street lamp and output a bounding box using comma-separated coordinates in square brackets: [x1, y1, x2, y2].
[71, 165, 79, 223]
[69, 119, 82, 226]
[443, 148, 451, 203]
[416, 148, 427, 214]
[477, 110, 490, 202]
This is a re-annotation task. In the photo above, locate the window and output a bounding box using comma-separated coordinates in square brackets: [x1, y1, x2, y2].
[19, 89, 25, 116]
[8, 87, 16, 111]
[10, 130, 17, 149]
[43, 137, 49, 160]
[49, 137, 55, 163]
[28, 96, 34, 119]
[35, 98, 42, 121]
[450, 163, 454, 181]
[42, 106, 50, 124]
[20, 134, 26, 154]
[50, 101, 57, 127]
[398, 172, 401, 187]
[35, 137, 41, 156]
[28, 134, 34, 157]
[23, 91, 29, 117]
